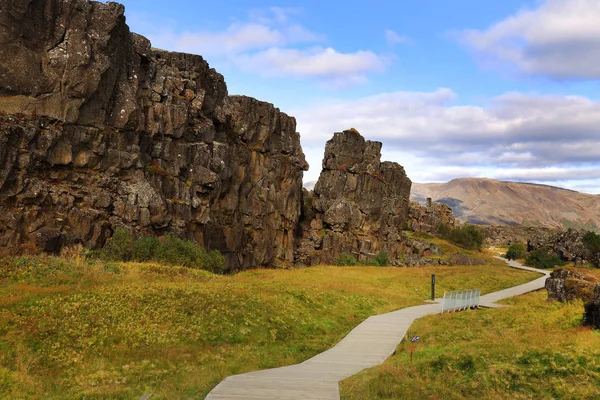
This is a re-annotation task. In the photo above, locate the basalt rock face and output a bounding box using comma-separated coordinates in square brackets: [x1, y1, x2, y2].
[407, 200, 456, 234]
[529, 229, 590, 264]
[0, 0, 308, 270]
[545, 268, 597, 303]
[296, 129, 412, 265]
[480, 226, 557, 247]
[546, 268, 600, 329]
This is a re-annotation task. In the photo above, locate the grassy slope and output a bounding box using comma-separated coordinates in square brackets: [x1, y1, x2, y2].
[0, 253, 538, 399]
[341, 290, 600, 400]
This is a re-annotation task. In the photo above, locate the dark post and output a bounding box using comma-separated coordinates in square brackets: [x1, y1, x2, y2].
[431, 274, 436, 301]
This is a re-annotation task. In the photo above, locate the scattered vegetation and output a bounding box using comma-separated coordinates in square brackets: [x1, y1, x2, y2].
[371, 250, 389, 267]
[506, 243, 526, 260]
[439, 224, 484, 251]
[341, 291, 600, 400]
[335, 252, 358, 266]
[335, 251, 389, 267]
[0, 255, 537, 399]
[91, 228, 225, 274]
[583, 231, 600, 267]
[525, 248, 566, 269]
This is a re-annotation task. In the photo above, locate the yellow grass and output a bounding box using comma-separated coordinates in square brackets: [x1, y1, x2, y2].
[0, 255, 539, 399]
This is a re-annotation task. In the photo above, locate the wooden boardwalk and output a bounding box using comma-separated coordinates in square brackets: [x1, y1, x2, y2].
[206, 259, 550, 400]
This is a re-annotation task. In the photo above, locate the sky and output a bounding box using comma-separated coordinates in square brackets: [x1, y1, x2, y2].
[117, 0, 600, 194]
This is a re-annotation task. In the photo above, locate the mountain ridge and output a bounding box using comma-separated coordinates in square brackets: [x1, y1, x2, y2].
[411, 178, 599, 230]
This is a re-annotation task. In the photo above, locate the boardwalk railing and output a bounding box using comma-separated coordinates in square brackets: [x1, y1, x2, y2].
[442, 289, 481, 313]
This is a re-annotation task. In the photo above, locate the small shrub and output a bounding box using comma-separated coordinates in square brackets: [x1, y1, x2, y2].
[101, 227, 132, 261]
[202, 250, 225, 274]
[60, 244, 84, 265]
[153, 235, 225, 273]
[89, 230, 224, 274]
[372, 250, 389, 267]
[335, 253, 357, 266]
[132, 236, 160, 262]
[441, 224, 483, 251]
[506, 243, 526, 260]
[582, 231, 600, 267]
[525, 248, 565, 269]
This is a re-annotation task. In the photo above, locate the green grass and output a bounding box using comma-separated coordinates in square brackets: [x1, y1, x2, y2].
[341, 290, 600, 400]
[0, 254, 538, 399]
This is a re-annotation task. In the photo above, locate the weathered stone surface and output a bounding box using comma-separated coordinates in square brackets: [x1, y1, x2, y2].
[545, 268, 597, 303]
[0, 0, 307, 270]
[296, 129, 412, 265]
[408, 200, 456, 234]
[529, 228, 590, 264]
[480, 226, 557, 247]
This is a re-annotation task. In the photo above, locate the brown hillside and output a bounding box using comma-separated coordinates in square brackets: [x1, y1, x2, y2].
[411, 178, 600, 230]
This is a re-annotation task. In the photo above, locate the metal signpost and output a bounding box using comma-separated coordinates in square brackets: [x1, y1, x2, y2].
[409, 336, 420, 363]
[431, 274, 436, 301]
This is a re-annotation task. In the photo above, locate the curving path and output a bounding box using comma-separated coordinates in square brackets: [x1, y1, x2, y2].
[205, 258, 550, 400]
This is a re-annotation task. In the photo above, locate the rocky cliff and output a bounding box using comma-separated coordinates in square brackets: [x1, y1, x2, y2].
[296, 129, 412, 265]
[0, 0, 308, 270]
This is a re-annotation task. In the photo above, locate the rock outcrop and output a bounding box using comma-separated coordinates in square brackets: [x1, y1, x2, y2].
[545, 268, 597, 303]
[407, 199, 456, 234]
[480, 226, 557, 247]
[0, 0, 307, 270]
[296, 129, 412, 265]
[546, 268, 600, 330]
[529, 229, 590, 264]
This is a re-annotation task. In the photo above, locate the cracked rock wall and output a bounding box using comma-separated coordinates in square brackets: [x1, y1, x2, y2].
[0, 0, 307, 270]
[296, 129, 412, 265]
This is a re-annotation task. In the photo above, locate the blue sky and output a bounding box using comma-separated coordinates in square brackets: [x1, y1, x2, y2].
[119, 0, 600, 194]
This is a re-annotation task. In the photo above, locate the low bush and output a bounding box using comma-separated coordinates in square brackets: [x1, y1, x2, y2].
[102, 227, 132, 261]
[525, 248, 565, 269]
[582, 231, 600, 267]
[335, 252, 358, 266]
[90, 230, 224, 274]
[440, 224, 483, 251]
[371, 251, 389, 267]
[132, 236, 160, 262]
[506, 243, 526, 260]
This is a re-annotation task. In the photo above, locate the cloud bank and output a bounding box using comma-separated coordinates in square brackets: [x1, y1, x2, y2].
[142, 8, 388, 87]
[295, 89, 600, 193]
[461, 0, 600, 79]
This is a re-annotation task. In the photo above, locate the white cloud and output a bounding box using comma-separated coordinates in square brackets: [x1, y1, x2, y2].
[155, 24, 286, 56]
[385, 29, 414, 46]
[132, 7, 386, 87]
[460, 0, 600, 79]
[295, 89, 600, 193]
[235, 47, 388, 87]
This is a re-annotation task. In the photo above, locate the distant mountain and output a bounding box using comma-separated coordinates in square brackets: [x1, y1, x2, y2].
[303, 181, 316, 191]
[411, 178, 600, 230]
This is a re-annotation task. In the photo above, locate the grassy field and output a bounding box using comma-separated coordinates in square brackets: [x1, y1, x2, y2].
[341, 290, 600, 400]
[0, 253, 538, 399]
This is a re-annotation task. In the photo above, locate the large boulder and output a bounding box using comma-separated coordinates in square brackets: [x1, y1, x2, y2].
[545, 268, 597, 303]
[296, 129, 412, 265]
[0, 0, 308, 270]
